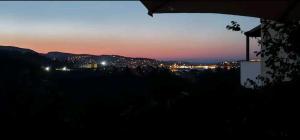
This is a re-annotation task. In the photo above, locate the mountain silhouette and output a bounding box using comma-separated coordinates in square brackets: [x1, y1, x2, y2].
[0, 45, 51, 67]
[0, 45, 37, 54]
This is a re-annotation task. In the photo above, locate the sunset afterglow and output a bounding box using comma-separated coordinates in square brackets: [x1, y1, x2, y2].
[0, 1, 260, 63]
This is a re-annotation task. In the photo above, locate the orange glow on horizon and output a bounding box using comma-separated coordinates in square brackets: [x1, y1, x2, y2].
[0, 33, 246, 60]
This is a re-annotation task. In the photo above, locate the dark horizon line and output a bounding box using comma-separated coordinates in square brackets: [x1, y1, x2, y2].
[1, 45, 242, 64]
[42, 51, 242, 64]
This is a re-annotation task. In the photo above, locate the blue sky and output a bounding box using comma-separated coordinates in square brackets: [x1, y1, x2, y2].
[0, 1, 260, 63]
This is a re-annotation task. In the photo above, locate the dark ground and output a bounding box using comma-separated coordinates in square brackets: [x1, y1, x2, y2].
[0, 51, 299, 136]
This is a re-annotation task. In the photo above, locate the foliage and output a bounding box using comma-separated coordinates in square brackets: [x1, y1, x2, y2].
[227, 20, 300, 86]
[226, 21, 244, 33]
[260, 20, 300, 84]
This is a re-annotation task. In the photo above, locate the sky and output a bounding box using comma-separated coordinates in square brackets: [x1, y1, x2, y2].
[0, 1, 260, 63]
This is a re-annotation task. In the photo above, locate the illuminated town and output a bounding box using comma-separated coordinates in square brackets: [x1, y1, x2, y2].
[44, 51, 240, 73]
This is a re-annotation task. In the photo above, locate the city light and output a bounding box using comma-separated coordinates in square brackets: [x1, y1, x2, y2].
[62, 66, 67, 71]
[44, 66, 51, 72]
[62, 66, 68, 71]
[101, 61, 107, 66]
[56, 66, 70, 71]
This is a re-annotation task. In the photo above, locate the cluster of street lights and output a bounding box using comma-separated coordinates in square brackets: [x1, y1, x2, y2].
[43, 66, 70, 72]
[43, 60, 107, 72]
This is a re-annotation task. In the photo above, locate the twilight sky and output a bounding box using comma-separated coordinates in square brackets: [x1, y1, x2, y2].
[0, 1, 260, 63]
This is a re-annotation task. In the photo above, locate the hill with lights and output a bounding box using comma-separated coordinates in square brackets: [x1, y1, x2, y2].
[45, 51, 161, 68]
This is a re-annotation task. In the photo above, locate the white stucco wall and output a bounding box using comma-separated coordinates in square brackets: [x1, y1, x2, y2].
[240, 61, 262, 88]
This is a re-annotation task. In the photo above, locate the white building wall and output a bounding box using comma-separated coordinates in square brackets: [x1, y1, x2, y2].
[240, 61, 262, 88]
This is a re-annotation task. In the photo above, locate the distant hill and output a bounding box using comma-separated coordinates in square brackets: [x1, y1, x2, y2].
[0, 45, 37, 54]
[0, 46, 197, 69]
[45, 51, 83, 61]
[0, 45, 51, 67]
[46, 51, 156, 61]
[45, 51, 160, 68]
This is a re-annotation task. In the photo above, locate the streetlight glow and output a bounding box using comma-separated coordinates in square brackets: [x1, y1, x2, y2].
[62, 66, 67, 71]
[101, 61, 107, 66]
[44, 66, 51, 72]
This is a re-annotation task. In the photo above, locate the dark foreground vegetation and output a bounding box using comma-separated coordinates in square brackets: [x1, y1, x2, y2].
[0, 51, 298, 136]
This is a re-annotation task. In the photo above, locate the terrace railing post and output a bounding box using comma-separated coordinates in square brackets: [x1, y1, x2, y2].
[246, 35, 250, 61]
